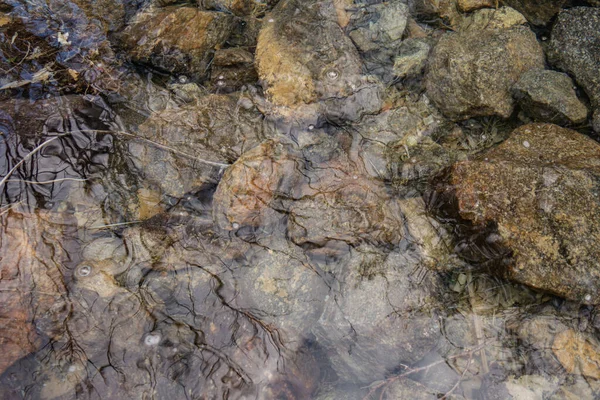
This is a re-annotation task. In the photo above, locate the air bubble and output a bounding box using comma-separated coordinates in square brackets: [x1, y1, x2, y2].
[144, 333, 161, 346]
[232, 222, 240, 229]
[217, 80, 226, 87]
[522, 140, 531, 148]
[585, 294, 592, 302]
[308, 124, 315, 131]
[178, 75, 188, 84]
[326, 69, 339, 80]
[77, 264, 92, 277]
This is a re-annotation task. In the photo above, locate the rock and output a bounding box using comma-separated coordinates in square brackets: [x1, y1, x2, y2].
[199, 0, 272, 16]
[212, 139, 306, 231]
[347, 1, 409, 52]
[393, 39, 431, 79]
[458, 6, 527, 31]
[0, 210, 70, 375]
[255, 0, 382, 121]
[346, 1, 410, 81]
[314, 245, 442, 383]
[227, 16, 262, 47]
[431, 123, 600, 303]
[425, 8, 544, 120]
[458, 0, 495, 12]
[132, 93, 273, 197]
[553, 329, 600, 379]
[500, 0, 566, 26]
[549, 8, 600, 132]
[409, 0, 463, 29]
[120, 7, 234, 79]
[512, 69, 589, 125]
[209, 47, 258, 91]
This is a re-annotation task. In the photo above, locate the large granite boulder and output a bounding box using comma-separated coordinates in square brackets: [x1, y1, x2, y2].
[430, 123, 600, 303]
[549, 7, 600, 132]
[425, 8, 544, 120]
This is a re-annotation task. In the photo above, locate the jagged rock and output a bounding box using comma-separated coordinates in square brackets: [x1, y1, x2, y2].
[458, 0, 495, 12]
[500, 0, 566, 26]
[120, 7, 234, 79]
[199, 0, 274, 16]
[513, 69, 589, 125]
[132, 94, 273, 197]
[553, 329, 600, 379]
[425, 8, 544, 120]
[313, 245, 442, 383]
[431, 123, 600, 303]
[393, 39, 431, 79]
[255, 0, 382, 121]
[209, 47, 258, 92]
[549, 8, 600, 132]
[409, 0, 463, 29]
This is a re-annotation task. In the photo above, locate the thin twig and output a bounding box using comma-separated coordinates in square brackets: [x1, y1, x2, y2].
[6, 177, 88, 185]
[362, 342, 488, 400]
[87, 221, 142, 230]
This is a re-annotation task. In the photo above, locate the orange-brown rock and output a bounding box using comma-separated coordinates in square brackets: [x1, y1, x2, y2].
[431, 123, 600, 303]
[0, 210, 69, 375]
[553, 329, 600, 379]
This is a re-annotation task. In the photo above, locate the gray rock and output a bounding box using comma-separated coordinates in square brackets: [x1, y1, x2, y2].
[549, 7, 600, 132]
[120, 7, 234, 80]
[425, 8, 544, 120]
[512, 69, 589, 125]
[393, 39, 431, 79]
[314, 245, 442, 383]
[347, 0, 409, 52]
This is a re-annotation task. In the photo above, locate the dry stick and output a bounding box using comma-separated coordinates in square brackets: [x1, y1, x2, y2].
[0, 136, 61, 188]
[362, 342, 489, 400]
[6, 177, 88, 185]
[78, 129, 231, 168]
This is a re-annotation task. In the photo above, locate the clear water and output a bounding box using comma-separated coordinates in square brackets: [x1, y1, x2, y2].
[1, 1, 599, 399]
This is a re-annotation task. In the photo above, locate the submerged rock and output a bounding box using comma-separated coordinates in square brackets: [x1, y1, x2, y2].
[120, 7, 234, 79]
[549, 7, 600, 132]
[431, 123, 600, 303]
[393, 39, 431, 79]
[0, 210, 69, 375]
[210, 47, 258, 92]
[553, 329, 600, 380]
[255, 0, 382, 122]
[512, 69, 589, 126]
[131, 93, 273, 197]
[425, 7, 544, 120]
[314, 245, 442, 383]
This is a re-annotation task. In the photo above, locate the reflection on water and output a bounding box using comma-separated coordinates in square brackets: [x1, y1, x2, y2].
[2, 0, 600, 399]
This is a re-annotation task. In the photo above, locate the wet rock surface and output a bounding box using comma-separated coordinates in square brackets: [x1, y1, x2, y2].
[549, 7, 600, 132]
[3, 0, 600, 398]
[513, 69, 589, 125]
[431, 123, 600, 303]
[120, 7, 234, 79]
[425, 8, 544, 120]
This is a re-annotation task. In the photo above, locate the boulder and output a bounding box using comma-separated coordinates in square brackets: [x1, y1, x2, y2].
[313, 245, 442, 383]
[120, 7, 234, 79]
[549, 8, 600, 132]
[255, 0, 382, 121]
[512, 69, 589, 125]
[425, 7, 544, 120]
[430, 123, 600, 303]
[209, 47, 258, 92]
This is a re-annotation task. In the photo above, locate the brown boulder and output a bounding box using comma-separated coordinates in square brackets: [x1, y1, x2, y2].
[120, 7, 234, 79]
[431, 123, 600, 303]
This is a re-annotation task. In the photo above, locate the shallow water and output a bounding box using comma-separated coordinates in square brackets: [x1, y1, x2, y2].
[1, 1, 600, 399]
